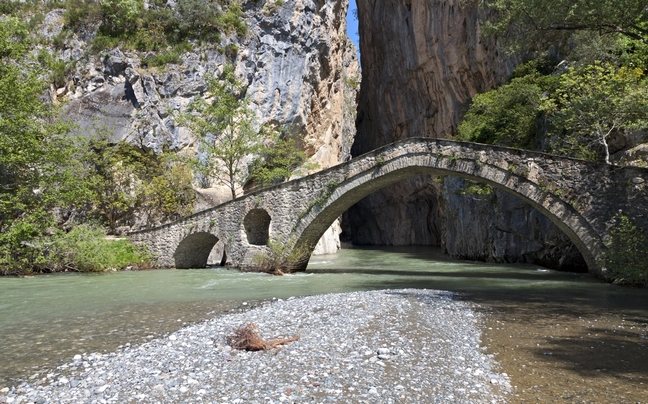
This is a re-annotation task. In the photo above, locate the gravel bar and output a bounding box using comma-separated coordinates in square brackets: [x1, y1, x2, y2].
[1, 289, 511, 403]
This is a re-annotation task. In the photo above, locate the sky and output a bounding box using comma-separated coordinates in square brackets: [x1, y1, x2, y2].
[346, 0, 360, 49]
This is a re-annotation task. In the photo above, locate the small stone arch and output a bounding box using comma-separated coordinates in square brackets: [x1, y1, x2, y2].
[174, 232, 219, 269]
[244, 208, 271, 245]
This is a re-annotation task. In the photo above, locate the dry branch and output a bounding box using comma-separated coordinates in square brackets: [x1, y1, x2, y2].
[228, 323, 299, 351]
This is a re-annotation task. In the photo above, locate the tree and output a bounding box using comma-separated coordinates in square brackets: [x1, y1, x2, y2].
[249, 128, 308, 188]
[182, 65, 263, 199]
[83, 136, 196, 230]
[0, 17, 96, 271]
[542, 63, 648, 163]
[458, 70, 556, 149]
[483, 0, 648, 50]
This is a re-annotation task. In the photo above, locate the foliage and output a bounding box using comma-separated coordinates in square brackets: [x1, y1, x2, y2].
[61, 0, 247, 51]
[0, 17, 96, 273]
[99, 0, 145, 37]
[0, 17, 30, 59]
[473, 0, 648, 166]
[63, 0, 103, 31]
[217, 2, 247, 36]
[138, 158, 195, 225]
[175, 0, 224, 42]
[542, 63, 648, 163]
[459, 42, 648, 164]
[458, 71, 556, 149]
[141, 43, 191, 67]
[252, 238, 310, 275]
[46, 224, 152, 273]
[249, 130, 307, 188]
[605, 214, 648, 286]
[0, 210, 55, 274]
[459, 181, 495, 199]
[83, 137, 195, 230]
[182, 65, 263, 198]
[482, 0, 648, 52]
[0, 16, 191, 274]
[37, 50, 76, 88]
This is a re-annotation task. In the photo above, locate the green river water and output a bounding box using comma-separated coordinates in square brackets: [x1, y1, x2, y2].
[1, 247, 647, 400]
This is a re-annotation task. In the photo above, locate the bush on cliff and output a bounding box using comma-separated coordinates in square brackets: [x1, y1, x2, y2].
[62, 0, 247, 51]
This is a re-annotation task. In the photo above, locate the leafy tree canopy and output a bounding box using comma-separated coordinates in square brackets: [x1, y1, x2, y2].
[249, 130, 308, 188]
[182, 65, 262, 199]
[483, 0, 648, 50]
[543, 63, 648, 162]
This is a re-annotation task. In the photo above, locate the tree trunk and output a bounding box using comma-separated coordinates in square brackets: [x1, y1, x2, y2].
[601, 124, 615, 165]
[229, 171, 237, 199]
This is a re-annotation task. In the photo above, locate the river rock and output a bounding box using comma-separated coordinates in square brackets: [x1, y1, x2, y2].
[1, 290, 511, 403]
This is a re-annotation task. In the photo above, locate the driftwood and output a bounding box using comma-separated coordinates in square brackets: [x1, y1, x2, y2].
[228, 323, 299, 351]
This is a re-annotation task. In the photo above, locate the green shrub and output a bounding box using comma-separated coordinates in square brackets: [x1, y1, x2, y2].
[217, 1, 247, 36]
[458, 72, 556, 149]
[249, 132, 307, 187]
[605, 214, 648, 287]
[37, 50, 75, 88]
[48, 225, 152, 272]
[252, 238, 310, 275]
[99, 0, 144, 37]
[141, 43, 190, 67]
[0, 211, 54, 275]
[459, 181, 495, 199]
[61, 0, 246, 51]
[90, 33, 121, 52]
[63, 0, 102, 30]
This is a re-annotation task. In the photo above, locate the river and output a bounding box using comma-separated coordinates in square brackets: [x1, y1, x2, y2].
[1, 247, 646, 401]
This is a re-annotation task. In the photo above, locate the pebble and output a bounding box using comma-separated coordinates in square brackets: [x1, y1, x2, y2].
[0, 290, 510, 403]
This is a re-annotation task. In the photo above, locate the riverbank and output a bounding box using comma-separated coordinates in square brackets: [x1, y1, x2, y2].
[0, 289, 510, 403]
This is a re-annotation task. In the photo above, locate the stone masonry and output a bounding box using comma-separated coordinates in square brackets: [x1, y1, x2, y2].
[129, 139, 648, 276]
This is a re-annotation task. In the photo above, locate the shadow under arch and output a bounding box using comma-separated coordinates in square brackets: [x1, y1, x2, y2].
[244, 208, 271, 245]
[174, 231, 219, 269]
[291, 155, 602, 273]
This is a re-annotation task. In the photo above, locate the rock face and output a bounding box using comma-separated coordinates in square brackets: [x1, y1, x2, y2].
[441, 178, 587, 270]
[347, 0, 585, 269]
[50, 0, 359, 254]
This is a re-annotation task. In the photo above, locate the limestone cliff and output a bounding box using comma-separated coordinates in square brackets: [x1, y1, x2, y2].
[44, 0, 359, 253]
[347, 0, 585, 269]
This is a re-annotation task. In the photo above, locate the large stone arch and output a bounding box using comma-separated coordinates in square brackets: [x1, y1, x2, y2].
[174, 231, 219, 269]
[291, 152, 603, 273]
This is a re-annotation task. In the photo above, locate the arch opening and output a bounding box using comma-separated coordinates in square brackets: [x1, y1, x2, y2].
[174, 232, 219, 269]
[244, 208, 271, 245]
[207, 240, 228, 266]
[292, 162, 599, 274]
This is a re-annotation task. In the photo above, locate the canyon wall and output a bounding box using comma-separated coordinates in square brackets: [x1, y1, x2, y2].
[348, 0, 586, 269]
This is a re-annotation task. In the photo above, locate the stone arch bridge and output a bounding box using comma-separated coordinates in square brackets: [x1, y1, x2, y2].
[130, 138, 648, 276]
